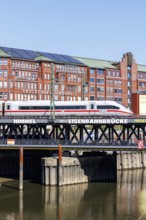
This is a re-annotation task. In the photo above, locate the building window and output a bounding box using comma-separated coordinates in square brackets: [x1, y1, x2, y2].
[0, 70, 2, 76]
[78, 86, 81, 92]
[54, 95, 58, 101]
[128, 72, 131, 78]
[97, 96, 104, 100]
[107, 70, 111, 76]
[115, 80, 122, 85]
[55, 85, 58, 90]
[97, 87, 104, 92]
[0, 59, 2, 65]
[90, 69, 95, 74]
[116, 71, 120, 77]
[0, 92, 2, 99]
[10, 93, 13, 100]
[4, 93, 7, 99]
[10, 81, 13, 88]
[90, 96, 94, 100]
[4, 70, 8, 77]
[15, 72, 18, 78]
[107, 87, 113, 93]
[114, 88, 122, 93]
[98, 69, 104, 75]
[90, 87, 94, 92]
[90, 78, 94, 83]
[78, 77, 81, 82]
[107, 79, 113, 84]
[4, 82, 7, 88]
[107, 96, 114, 101]
[139, 82, 146, 87]
[3, 59, 8, 65]
[97, 79, 104, 84]
[114, 97, 122, 103]
[85, 87, 88, 93]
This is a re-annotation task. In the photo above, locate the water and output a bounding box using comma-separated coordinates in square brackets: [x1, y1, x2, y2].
[0, 169, 146, 220]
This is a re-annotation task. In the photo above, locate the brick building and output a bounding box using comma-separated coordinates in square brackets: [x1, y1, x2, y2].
[0, 46, 146, 110]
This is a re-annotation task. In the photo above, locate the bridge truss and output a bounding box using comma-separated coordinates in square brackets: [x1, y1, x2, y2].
[0, 116, 145, 147]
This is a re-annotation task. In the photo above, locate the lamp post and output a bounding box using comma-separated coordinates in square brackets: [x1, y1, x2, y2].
[8, 79, 11, 100]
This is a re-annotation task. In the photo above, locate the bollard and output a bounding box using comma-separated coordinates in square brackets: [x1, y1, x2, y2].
[58, 144, 63, 186]
[19, 146, 23, 190]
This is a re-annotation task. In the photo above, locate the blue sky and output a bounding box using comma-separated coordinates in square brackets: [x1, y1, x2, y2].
[1, 0, 146, 64]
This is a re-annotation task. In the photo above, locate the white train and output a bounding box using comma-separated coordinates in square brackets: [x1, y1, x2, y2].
[0, 100, 133, 116]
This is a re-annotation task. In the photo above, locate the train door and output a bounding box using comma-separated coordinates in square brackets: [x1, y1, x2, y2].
[90, 102, 95, 114]
[5, 103, 11, 115]
[0, 101, 4, 116]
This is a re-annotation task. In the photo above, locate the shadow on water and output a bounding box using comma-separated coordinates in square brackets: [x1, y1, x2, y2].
[0, 150, 52, 183]
[0, 169, 146, 220]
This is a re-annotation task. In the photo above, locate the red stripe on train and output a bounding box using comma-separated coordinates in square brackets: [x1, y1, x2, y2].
[4, 109, 131, 114]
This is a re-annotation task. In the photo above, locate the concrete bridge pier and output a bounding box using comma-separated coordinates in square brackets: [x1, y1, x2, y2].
[41, 153, 117, 186]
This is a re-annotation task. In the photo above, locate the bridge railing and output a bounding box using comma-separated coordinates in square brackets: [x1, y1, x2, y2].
[0, 139, 141, 147]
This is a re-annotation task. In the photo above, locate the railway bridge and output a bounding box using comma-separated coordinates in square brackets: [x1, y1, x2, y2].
[0, 115, 145, 150]
[0, 115, 146, 183]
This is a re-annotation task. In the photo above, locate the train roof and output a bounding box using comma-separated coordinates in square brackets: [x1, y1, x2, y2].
[5, 100, 123, 106]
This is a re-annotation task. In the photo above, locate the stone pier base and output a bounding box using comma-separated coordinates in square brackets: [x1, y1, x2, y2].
[41, 154, 116, 186]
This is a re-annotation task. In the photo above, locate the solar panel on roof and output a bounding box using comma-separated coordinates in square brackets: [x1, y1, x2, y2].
[50, 53, 72, 63]
[63, 55, 84, 65]
[0, 47, 20, 58]
[39, 52, 56, 61]
[0, 46, 39, 60]
[0, 46, 85, 65]
[40, 52, 83, 64]
[12, 48, 32, 59]
[2, 47, 22, 58]
[24, 50, 39, 59]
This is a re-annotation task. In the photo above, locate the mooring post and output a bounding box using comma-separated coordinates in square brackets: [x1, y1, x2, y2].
[58, 144, 63, 186]
[19, 145, 24, 190]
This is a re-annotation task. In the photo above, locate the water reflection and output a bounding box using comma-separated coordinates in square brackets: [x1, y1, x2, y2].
[0, 169, 146, 220]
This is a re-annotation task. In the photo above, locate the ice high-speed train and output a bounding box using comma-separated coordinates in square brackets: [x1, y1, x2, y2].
[0, 100, 133, 116]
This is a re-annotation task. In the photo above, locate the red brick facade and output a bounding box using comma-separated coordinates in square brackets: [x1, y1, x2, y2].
[0, 49, 145, 110]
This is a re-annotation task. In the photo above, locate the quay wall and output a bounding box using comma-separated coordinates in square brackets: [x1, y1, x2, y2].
[117, 151, 146, 170]
[42, 151, 146, 186]
[41, 154, 117, 186]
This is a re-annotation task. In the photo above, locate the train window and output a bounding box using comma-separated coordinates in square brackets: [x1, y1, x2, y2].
[19, 106, 50, 110]
[19, 105, 87, 110]
[55, 105, 87, 110]
[96, 105, 119, 109]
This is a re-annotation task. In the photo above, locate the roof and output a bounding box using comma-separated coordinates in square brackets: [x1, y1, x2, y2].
[0, 46, 145, 70]
[138, 64, 146, 72]
[0, 46, 84, 65]
[0, 49, 11, 58]
[35, 55, 53, 62]
[74, 56, 117, 69]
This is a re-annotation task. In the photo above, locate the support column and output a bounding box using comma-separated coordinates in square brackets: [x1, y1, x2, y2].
[19, 146, 23, 190]
[58, 144, 63, 186]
